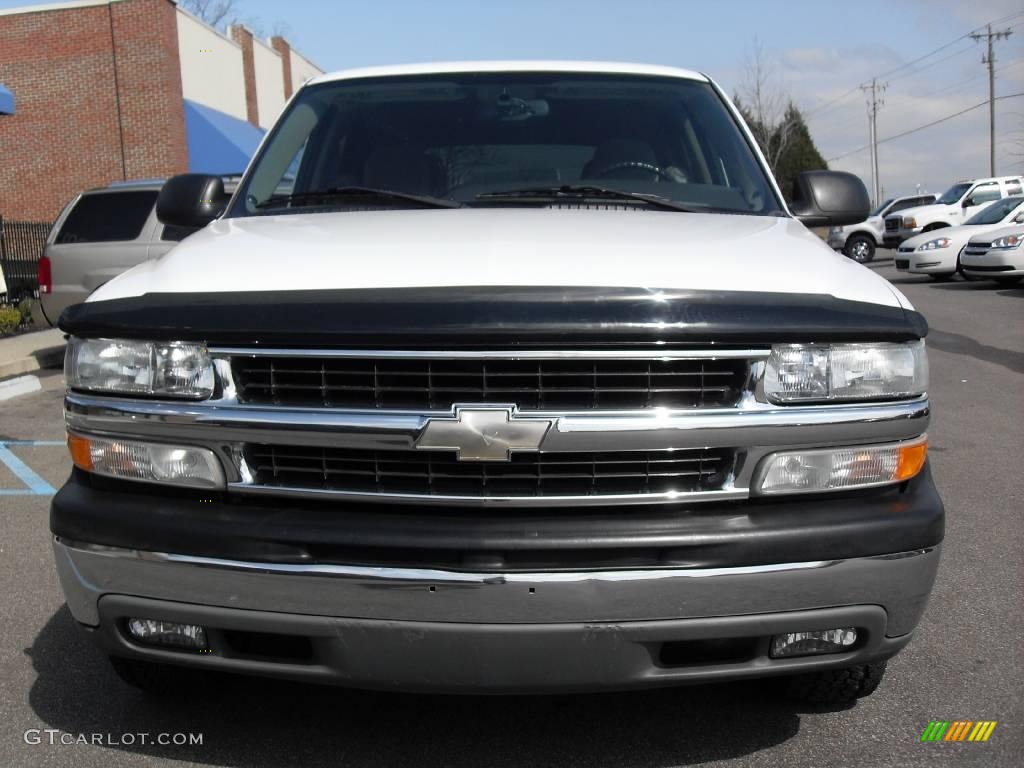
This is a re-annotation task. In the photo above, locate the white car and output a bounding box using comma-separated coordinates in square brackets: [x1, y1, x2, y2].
[960, 226, 1024, 285]
[883, 176, 1024, 246]
[827, 193, 936, 263]
[895, 196, 1024, 280]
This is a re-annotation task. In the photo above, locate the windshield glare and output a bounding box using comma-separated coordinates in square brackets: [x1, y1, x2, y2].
[233, 73, 781, 217]
[965, 196, 1023, 225]
[937, 182, 972, 205]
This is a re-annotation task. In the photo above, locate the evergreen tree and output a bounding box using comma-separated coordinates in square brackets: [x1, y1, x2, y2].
[773, 103, 829, 200]
[734, 97, 829, 200]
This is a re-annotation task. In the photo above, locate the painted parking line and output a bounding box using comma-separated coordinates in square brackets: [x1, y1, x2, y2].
[0, 440, 63, 496]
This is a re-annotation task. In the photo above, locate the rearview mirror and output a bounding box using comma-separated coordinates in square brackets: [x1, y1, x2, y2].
[789, 171, 870, 228]
[156, 174, 229, 229]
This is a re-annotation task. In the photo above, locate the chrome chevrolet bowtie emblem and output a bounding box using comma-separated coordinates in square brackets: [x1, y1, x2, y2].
[415, 406, 552, 462]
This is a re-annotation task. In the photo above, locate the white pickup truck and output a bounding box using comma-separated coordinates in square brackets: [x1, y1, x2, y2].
[52, 61, 942, 705]
[883, 175, 1024, 246]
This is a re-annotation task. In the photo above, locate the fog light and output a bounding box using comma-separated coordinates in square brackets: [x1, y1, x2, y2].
[126, 618, 208, 650]
[770, 628, 858, 658]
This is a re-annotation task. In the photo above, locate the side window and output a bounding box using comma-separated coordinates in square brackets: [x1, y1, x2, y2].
[965, 183, 1000, 206]
[1005, 181, 1022, 196]
[55, 191, 157, 244]
[160, 224, 199, 242]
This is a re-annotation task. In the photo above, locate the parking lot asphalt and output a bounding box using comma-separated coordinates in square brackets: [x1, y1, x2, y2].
[0, 252, 1021, 768]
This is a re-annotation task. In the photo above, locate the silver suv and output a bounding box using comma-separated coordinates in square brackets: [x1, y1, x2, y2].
[39, 178, 236, 326]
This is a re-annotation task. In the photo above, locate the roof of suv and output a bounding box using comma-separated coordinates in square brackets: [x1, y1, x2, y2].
[308, 61, 708, 87]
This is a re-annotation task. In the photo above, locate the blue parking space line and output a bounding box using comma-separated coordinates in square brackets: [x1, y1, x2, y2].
[0, 444, 57, 495]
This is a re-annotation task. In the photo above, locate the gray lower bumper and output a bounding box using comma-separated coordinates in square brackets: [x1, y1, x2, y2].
[55, 540, 940, 693]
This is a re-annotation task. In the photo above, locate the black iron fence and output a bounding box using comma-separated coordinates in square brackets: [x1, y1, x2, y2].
[0, 216, 50, 303]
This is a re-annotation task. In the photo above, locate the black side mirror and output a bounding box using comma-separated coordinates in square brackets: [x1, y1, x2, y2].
[156, 174, 228, 228]
[790, 170, 870, 228]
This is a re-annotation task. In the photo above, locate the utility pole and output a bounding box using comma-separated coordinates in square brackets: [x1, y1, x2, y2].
[970, 23, 1013, 176]
[861, 78, 886, 206]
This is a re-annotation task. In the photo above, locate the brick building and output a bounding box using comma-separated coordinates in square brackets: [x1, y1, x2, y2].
[0, 0, 321, 222]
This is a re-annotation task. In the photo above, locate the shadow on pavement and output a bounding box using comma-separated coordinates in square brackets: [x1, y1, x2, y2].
[26, 607, 838, 768]
[927, 329, 1024, 374]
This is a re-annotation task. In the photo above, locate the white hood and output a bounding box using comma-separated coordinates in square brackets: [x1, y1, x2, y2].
[90, 208, 906, 308]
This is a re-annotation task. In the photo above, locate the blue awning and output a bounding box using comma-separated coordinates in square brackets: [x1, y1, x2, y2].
[0, 83, 14, 115]
[184, 99, 265, 174]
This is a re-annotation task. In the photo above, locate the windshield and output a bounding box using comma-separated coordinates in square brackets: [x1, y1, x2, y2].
[965, 196, 1023, 225]
[937, 182, 972, 205]
[871, 198, 894, 217]
[232, 72, 782, 217]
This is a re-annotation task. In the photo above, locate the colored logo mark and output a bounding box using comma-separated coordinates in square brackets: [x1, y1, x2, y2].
[920, 721, 997, 742]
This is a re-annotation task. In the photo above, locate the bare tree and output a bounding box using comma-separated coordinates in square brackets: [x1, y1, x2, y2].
[735, 39, 799, 178]
[179, 0, 238, 29]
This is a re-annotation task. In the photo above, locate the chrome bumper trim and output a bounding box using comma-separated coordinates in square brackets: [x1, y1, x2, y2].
[54, 538, 941, 636]
[209, 347, 772, 360]
[60, 538, 832, 581]
[64, 393, 929, 452]
[226, 483, 750, 507]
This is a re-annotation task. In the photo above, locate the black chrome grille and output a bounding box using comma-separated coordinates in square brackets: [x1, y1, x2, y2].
[230, 356, 749, 410]
[244, 445, 734, 498]
[885, 218, 900, 231]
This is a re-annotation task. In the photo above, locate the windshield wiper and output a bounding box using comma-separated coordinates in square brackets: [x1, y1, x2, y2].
[254, 186, 462, 210]
[475, 185, 705, 213]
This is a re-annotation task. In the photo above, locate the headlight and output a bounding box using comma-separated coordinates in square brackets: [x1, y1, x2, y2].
[68, 433, 225, 489]
[903, 217, 917, 228]
[990, 234, 1022, 250]
[763, 341, 928, 403]
[916, 237, 951, 251]
[65, 337, 215, 399]
[755, 437, 927, 495]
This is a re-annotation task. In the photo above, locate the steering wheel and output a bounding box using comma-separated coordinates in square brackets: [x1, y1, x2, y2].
[589, 161, 671, 180]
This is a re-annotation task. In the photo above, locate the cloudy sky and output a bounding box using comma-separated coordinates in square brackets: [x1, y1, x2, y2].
[3, 0, 1021, 198]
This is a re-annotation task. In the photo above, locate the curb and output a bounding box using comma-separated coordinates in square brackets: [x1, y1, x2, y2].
[0, 344, 64, 381]
[0, 374, 42, 401]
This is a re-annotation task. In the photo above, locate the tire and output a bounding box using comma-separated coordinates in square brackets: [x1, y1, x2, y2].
[928, 273, 955, 281]
[108, 655, 203, 695]
[843, 234, 875, 263]
[781, 661, 888, 705]
[994, 276, 1022, 287]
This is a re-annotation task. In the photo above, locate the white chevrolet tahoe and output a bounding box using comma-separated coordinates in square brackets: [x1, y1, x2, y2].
[827, 193, 936, 263]
[896, 196, 1024, 280]
[52, 62, 943, 705]
[883, 175, 1024, 246]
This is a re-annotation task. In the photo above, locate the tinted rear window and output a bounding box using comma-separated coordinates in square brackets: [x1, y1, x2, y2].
[55, 191, 157, 244]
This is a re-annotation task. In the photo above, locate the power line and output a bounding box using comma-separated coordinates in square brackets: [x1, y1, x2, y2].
[915, 60, 1023, 101]
[805, 10, 1024, 122]
[827, 93, 1024, 162]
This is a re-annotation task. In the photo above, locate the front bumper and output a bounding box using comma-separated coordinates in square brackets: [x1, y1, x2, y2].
[55, 540, 940, 693]
[961, 249, 1023, 277]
